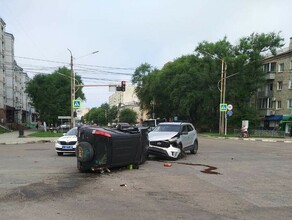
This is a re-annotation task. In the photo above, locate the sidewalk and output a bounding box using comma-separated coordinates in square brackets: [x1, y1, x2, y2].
[0, 130, 58, 145]
[1, 130, 292, 145]
[202, 135, 292, 144]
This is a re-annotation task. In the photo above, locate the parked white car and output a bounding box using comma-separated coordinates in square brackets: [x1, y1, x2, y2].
[148, 122, 198, 159]
[55, 127, 78, 156]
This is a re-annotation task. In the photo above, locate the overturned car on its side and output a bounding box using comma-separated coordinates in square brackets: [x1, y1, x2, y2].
[75, 125, 149, 172]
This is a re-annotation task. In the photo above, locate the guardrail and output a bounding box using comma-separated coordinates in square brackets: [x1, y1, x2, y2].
[234, 129, 285, 138]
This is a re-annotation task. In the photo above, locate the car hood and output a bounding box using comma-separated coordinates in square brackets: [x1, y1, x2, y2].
[57, 135, 77, 142]
[148, 132, 178, 141]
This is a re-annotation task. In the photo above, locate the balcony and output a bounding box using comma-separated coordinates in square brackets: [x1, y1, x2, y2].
[257, 90, 273, 98]
[265, 73, 275, 80]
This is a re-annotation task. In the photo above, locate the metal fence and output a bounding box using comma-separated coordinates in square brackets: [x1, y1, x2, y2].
[234, 129, 286, 138]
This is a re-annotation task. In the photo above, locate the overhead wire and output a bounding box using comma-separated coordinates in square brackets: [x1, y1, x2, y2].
[1, 53, 134, 85]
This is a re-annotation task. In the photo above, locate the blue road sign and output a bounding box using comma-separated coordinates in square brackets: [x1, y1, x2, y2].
[73, 100, 81, 109]
[220, 103, 227, 112]
[227, 110, 233, 116]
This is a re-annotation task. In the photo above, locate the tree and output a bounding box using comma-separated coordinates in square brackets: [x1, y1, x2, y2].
[134, 32, 284, 131]
[131, 63, 153, 88]
[83, 103, 118, 125]
[119, 108, 138, 124]
[25, 67, 85, 125]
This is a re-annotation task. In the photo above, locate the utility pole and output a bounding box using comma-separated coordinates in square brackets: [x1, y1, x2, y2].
[219, 59, 227, 135]
[223, 62, 227, 135]
[68, 49, 75, 129]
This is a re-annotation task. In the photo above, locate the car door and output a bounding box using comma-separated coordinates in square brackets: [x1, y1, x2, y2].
[180, 125, 190, 149]
[187, 124, 196, 145]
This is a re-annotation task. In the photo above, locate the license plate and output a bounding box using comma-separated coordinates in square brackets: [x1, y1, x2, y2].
[62, 145, 73, 150]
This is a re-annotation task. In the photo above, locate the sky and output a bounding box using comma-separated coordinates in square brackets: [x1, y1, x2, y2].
[1, 0, 292, 109]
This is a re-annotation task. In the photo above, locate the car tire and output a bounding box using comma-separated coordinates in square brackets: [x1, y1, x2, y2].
[76, 141, 94, 162]
[177, 143, 183, 159]
[57, 152, 63, 156]
[190, 140, 198, 154]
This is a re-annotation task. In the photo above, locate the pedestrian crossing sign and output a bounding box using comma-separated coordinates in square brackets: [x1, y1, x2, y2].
[73, 100, 81, 109]
[220, 103, 227, 112]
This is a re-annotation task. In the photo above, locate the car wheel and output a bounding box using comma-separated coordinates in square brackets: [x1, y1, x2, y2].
[190, 140, 198, 154]
[76, 142, 94, 162]
[177, 144, 183, 159]
[57, 152, 63, 156]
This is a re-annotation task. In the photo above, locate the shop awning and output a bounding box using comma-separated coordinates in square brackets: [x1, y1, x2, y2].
[280, 115, 292, 123]
[265, 115, 283, 121]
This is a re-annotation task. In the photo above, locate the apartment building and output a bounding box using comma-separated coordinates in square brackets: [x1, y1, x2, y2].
[0, 17, 36, 127]
[256, 37, 292, 133]
[109, 85, 146, 122]
[0, 18, 5, 121]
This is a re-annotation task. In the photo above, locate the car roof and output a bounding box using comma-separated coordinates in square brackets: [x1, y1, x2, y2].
[158, 122, 190, 126]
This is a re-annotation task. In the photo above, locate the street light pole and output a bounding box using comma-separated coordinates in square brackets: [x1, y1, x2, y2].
[67, 50, 99, 128]
[199, 50, 226, 135]
[68, 49, 75, 129]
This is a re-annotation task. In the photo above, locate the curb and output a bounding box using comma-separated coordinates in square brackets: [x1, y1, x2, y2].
[0, 139, 56, 145]
[204, 135, 292, 144]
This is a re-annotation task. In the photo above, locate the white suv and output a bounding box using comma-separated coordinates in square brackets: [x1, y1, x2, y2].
[148, 122, 198, 159]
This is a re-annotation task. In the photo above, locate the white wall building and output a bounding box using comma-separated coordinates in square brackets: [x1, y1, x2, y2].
[0, 18, 6, 121]
[0, 17, 36, 127]
[109, 85, 145, 121]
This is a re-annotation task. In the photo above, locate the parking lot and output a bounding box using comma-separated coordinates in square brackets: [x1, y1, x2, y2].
[0, 136, 291, 220]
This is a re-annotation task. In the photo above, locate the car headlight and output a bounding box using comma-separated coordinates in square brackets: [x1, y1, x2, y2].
[169, 137, 179, 147]
[169, 136, 178, 142]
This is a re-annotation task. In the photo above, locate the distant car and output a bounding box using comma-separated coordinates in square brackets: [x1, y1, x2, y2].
[143, 118, 166, 131]
[116, 123, 131, 130]
[55, 127, 78, 156]
[148, 122, 198, 159]
[57, 122, 71, 132]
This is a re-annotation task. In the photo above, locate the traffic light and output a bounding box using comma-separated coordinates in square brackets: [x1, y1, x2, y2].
[121, 81, 126, 92]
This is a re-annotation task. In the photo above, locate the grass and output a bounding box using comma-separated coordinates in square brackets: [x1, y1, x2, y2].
[28, 131, 63, 137]
[0, 127, 9, 134]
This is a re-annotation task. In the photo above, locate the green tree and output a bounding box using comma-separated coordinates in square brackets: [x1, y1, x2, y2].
[131, 63, 153, 88]
[119, 108, 138, 124]
[25, 67, 85, 125]
[135, 32, 284, 131]
[83, 103, 118, 125]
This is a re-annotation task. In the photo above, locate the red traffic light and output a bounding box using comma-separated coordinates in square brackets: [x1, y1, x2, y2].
[121, 81, 126, 91]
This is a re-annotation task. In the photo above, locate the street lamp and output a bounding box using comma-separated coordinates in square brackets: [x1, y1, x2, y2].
[200, 50, 227, 135]
[68, 49, 99, 128]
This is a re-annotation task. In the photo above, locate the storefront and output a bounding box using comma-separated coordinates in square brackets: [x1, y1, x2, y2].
[263, 115, 283, 129]
[279, 115, 292, 134]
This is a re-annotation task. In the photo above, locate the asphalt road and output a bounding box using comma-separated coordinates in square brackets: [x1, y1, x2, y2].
[0, 137, 291, 220]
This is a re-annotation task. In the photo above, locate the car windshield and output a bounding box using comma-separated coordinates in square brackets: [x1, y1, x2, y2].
[66, 127, 77, 136]
[152, 124, 180, 132]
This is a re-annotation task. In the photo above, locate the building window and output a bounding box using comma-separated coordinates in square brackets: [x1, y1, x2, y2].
[277, 81, 283, 90]
[290, 60, 292, 70]
[271, 62, 276, 72]
[276, 101, 282, 109]
[289, 80, 292, 89]
[288, 99, 292, 109]
[263, 62, 276, 72]
[278, 63, 284, 72]
[269, 83, 273, 91]
[263, 63, 269, 72]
